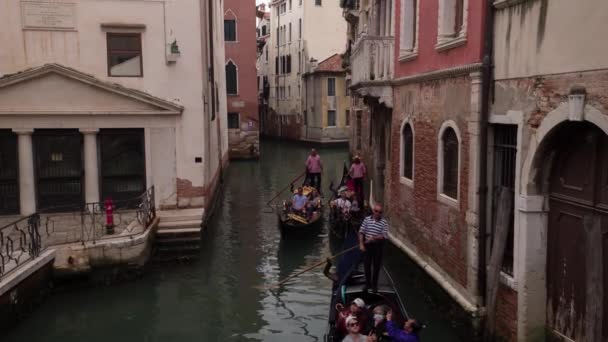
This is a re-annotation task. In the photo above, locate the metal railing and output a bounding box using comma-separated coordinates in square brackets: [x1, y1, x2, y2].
[351, 35, 395, 86]
[0, 186, 156, 279]
[0, 213, 44, 279]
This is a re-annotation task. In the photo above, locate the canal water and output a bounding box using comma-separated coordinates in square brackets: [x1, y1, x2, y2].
[6, 141, 463, 342]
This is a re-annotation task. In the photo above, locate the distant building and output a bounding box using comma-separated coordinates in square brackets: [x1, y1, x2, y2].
[256, 4, 271, 137]
[224, 0, 260, 159]
[0, 0, 228, 222]
[302, 54, 350, 143]
[260, 0, 347, 141]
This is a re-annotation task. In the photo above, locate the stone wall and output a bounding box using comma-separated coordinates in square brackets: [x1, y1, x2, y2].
[388, 75, 472, 289]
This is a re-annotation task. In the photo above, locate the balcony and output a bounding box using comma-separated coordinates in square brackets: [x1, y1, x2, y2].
[350, 35, 394, 107]
[351, 35, 394, 85]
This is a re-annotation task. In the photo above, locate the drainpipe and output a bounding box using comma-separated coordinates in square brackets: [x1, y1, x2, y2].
[478, 0, 495, 315]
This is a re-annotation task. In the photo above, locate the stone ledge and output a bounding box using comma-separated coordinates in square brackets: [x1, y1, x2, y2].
[0, 249, 56, 297]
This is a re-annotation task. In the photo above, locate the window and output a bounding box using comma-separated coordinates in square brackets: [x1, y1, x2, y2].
[100, 129, 145, 207]
[437, 0, 466, 47]
[327, 78, 336, 96]
[345, 80, 351, 96]
[440, 126, 459, 199]
[289, 23, 292, 43]
[275, 56, 279, 74]
[228, 112, 240, 129]
[327, 110, 336, 127]
[265, 46, 268, 61]
[276, 27, 279, 44]
[224, 20, 236, 41]
[345, 110, 350, 126]
[0, 130, 18, 215]
[299, 19, 302, 39]
[287, 55, 292, 73]
[257, 76, 260, 90]
[298, 52, 301, 72]
[492, 124, 517, 276]
[315, 0, 322, 6]
[289, 0, 292, 10]
[288, 85, 291, 97]
[262, 25, 267, 36]
[401, 123, 413, 180]
[356, 110, 362, 149]
[107, 33, 142, 77]
[226, 61, 238, 95]
[400, 0, 418, 54]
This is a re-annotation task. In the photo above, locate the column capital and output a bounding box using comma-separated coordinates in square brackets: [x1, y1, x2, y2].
[79, 128, 100, 134]
[12, 128, 34, 135]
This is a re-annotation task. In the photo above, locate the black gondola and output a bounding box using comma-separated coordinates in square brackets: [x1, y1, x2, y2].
[324, 232, 410, 342]
[277, 184, 324, 236]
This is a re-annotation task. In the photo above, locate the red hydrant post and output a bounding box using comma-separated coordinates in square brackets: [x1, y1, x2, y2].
[104, 197, 115, 234]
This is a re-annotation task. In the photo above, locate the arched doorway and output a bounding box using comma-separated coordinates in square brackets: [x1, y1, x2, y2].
[547, 122, 608, 341]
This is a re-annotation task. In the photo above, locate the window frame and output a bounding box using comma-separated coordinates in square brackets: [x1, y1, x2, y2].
[106, 32, 143, 78]
[327, 110, 337, 127]
[227, 112, 240, 129]
[327, 77, 336, 97]
[437, 121, 461, 206]
[400, 120, 414, 186]
[436, 0, 468, 51]
[224, 19, 237, 42]
[225, 60, 238, 95]
[399, 0, 419, 62]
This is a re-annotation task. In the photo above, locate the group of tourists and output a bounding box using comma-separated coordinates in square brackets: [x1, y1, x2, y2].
[335, 297, 422, 342]
[290, 186, 322, 219]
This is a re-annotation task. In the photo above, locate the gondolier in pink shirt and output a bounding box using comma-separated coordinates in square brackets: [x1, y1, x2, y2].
[305, 149, 323, 192]
[349, 155, 366, 202]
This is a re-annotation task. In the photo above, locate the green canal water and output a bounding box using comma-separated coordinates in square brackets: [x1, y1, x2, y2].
[5, 141, 463, 342]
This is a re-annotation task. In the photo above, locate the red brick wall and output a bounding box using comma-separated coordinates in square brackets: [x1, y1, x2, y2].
[387, 75, 472, 288]
[495, 284, 518, 342]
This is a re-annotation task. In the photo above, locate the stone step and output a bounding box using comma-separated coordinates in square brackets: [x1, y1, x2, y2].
[156, 236, 201, 245]
[156, 244, 201, 253]
[158, 220, 202, 229]
[157, 208, 204, 222]
[157, 227, 201, 236]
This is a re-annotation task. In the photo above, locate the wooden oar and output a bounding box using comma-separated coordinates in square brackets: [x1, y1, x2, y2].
[265, 171, 307, 207]
[258, 245, 359, 290]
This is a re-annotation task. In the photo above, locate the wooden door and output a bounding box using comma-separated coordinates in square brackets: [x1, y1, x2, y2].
[548, 123, 608, 341]
[0, 130, 19, 215]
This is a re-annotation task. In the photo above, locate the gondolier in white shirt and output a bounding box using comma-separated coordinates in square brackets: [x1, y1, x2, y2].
[358, 204, 389, 293]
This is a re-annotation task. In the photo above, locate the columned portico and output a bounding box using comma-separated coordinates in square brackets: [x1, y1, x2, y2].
[12, 129, 36, 215]
[80, 128, 100, 204]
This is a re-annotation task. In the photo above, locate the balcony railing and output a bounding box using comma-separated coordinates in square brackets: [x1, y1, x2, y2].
[351, 35, 394, 87]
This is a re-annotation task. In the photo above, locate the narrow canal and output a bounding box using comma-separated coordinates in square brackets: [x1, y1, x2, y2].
[6, 141, 463, 342]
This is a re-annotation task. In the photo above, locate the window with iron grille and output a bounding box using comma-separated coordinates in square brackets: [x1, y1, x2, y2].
[402, 123, 413, 179]
[0, 130, 19, 215]
[228, 112, 240, 129]
[441, 128, 458, 199]
[34, 130, 83, 212]
[492, 124, 517, 275]
[346, 110, 350, 126]
[224, 20, 236, 41]
[100, 129, 146, 207]
[107, 33, 143, 77]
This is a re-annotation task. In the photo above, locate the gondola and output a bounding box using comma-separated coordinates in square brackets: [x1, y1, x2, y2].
[323, 231, 410, 342]
[328, 164, 365, 239]
[277, 184, 324, 236]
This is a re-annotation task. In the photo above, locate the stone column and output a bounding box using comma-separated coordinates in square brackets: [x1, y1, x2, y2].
[80, 128, 100, 204]
[13, 129, 36, 215]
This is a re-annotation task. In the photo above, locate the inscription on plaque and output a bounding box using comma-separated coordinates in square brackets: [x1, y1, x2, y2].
[21, 2, 76, 30]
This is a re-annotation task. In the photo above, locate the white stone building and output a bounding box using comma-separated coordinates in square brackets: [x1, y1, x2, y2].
[0, 0, 228, 221]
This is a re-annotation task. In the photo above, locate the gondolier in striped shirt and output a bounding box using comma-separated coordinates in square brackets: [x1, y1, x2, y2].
[359, 204, 389, 293]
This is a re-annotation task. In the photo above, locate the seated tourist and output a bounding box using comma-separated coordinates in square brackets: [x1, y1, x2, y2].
[333, 188, 352, 220]
[341, 315, 367, 342]
[336, 298, 368, 336]
[367, 305, 391, 341]
[292, 187, 309, 215]
[307, 189, 322, 217]
[386, 310, 423, 342]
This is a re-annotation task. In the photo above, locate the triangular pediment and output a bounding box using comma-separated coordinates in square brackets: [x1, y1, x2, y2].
[0, 64, 183, 115]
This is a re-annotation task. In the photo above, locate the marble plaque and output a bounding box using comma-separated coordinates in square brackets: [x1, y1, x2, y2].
[21, 1, 76, 30]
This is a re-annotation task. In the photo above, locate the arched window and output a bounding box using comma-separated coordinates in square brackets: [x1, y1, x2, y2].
[441, 127, 459, 199]
[225, 61, 237, 95]
[401, 123, 413, 180]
